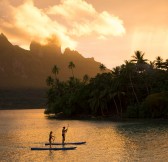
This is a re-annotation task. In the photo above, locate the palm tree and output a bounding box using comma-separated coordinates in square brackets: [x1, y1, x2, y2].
[89, 89, 107, 116]
[99, 64, 106, 72]
[52, 65, 59, 76]
[52, 65, 60, 87]
[122, 60, 140, 105]
[111, 66, 121, 77]
[83, 74, 89, 84]
[163, 59, 168, 71]
[52, 65, 59, 81]
[131, 51, 148, 73]
[155, 56, 163, 69]
[131, 50, 148, 64]
[68, 61, 75, 78]
[149, 61, 155, 69]
[46, 76, 54, 87]
[131, 52, 150, 99]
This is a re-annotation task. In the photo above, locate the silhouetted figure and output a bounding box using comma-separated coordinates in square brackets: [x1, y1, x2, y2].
[49, 131, 55, 148]
[62, 127, 68, 144]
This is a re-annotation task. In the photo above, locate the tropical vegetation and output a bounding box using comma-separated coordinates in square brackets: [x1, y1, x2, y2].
[45, 51, 168, 119]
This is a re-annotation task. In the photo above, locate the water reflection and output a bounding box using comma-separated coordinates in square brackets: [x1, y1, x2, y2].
[47, 151, 54, 161]
[114, 121, 168, 161]
[0, 109, 168, 162]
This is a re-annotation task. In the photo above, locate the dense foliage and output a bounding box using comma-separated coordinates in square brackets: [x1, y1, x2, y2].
[45, 51, 168, 118]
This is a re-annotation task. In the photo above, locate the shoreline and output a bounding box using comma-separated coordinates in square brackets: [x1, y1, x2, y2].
[46, 113, 168, 122]
[0, 109, 167, 121]
[0, 107, 44, 110]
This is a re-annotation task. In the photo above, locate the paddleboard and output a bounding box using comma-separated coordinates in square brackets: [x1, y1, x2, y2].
[45, 141, 86, 145]
[31, 147, 76, 151]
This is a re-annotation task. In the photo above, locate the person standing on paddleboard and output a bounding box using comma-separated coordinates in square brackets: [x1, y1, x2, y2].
[49, 131, 55, 148]
[62, 126, 68, 144]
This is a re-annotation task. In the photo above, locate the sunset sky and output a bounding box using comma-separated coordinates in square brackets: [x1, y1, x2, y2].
[0, 0, 168, 69]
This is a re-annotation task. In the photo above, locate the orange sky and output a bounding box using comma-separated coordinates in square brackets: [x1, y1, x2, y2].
[0, 0, 168, 69]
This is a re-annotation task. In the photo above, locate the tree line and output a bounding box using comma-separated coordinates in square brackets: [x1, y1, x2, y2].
[45, 51, 168, 118]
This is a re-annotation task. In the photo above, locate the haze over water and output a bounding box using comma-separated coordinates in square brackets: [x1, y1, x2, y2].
[0, 109, 168, 162]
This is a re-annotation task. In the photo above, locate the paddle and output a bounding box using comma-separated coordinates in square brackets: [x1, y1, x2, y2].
[67, 124, 69, 131]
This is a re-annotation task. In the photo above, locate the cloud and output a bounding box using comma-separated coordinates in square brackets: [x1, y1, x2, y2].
[47, 0, 96, 20]
[0, 0, 76, 50]
[0, 0, 125, 51]
[47, 0, 126, 38]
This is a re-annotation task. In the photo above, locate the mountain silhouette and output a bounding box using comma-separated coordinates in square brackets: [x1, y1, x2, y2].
[0, 33, 102, 88]
[0, 33, 106, 109]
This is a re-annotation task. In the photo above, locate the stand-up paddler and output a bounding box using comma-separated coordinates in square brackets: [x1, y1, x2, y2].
[62, 126, 68, 144]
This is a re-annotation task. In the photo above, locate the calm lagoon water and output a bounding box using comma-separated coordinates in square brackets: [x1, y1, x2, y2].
[0, 109, 168, 162]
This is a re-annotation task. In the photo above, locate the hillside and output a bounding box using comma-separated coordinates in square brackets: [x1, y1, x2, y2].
[0, 33, 101, 88]
[0, 33, 103, 109]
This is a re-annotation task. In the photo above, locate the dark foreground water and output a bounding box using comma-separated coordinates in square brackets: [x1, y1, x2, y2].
[0, 109, 168, 162]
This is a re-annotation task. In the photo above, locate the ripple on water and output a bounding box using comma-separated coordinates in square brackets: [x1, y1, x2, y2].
[0, 109, 168, 162]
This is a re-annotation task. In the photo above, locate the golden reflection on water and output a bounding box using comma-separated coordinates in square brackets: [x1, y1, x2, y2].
[0, 109, 168, 162]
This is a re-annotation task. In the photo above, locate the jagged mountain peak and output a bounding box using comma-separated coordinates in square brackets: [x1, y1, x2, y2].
[0, 33, 13, 48]
[0, 33, 7, 39]
[30, 40, 62, 56]
[0, 34, 102, 88]
[63, 48, 84, 59]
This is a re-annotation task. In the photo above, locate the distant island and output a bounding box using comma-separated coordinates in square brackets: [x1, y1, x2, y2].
[0, 33, 103, 88]
[0, 33, 104, 109]
[1, 33, 168, 119]
[45, 51, 168, 119]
